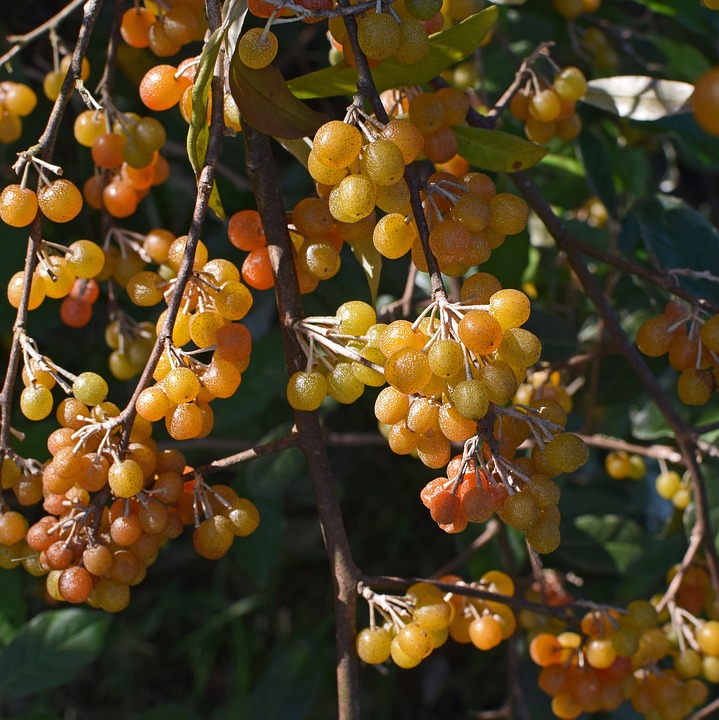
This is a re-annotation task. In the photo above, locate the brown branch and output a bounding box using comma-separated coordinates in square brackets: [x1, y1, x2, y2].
[0, 0, 103, 461]
[361, 574, 576, 623]
[688, 695, 719, 720]
[0, 217, 42, 456]
[243, 124, 361, 720]
[34, 0, 103, 162]
[508, 170, 719, 596]
[184, 432, 301, 480]
[577, 434, 683, 463]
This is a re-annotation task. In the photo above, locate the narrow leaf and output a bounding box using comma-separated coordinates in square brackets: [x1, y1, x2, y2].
[349, 237, 382, 306]
[0, 609, 111, 698]
[288, 7, 498, 99]
[230, 56, 328, 139]
[186, 0, 247, 219]
[583, 76, 693, 121]
[452, 126, 548, 172]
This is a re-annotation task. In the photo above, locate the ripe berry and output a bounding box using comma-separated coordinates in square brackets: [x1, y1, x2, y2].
[0, 185, 38, 227]
[692, 67, 719, 136]
[238, 28, 279, 69]
[37, 179, 83, 223]
[108, 459, 145, 498]
[313, 121, 363, 169]
[356, 627, 392, 664]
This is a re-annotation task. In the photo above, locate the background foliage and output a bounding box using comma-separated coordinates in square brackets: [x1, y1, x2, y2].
[1, 0, 719, 718]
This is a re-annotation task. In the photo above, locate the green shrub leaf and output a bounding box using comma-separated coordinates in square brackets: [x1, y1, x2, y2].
[288, 7, 497, 99]
[0, 609, 111, 698]
[230, 56, 328, 139]
[452, 126, 548, 172]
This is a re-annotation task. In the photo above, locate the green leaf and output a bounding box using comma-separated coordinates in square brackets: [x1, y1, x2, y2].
[348, 237, 382, 306]
[247, 642, 321, 720]
[576, 129, 618, 216]
[558, 515, 645, 575]
[0, 609, 111, 698]
[631, 0, 710, 34]
[632, 194, 719, 303]
[230, 56, 328, 139]
[583, 76, 693, 121]
[652, 38, 711, 82]
[452, 126, 548, 172]
[287, 7, 498, 99]
[186, 0, 247, 219]
[0, 569, 26, 645]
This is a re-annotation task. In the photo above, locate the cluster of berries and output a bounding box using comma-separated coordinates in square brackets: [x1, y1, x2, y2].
[636, 300, 719, 406]
[509, 66, 587, 144]
[126, 236, 253, 441]
[0, 176, 83, 229]
[74, 108, 169, 218]
[356, 573, 515, 668]
[120, 1, 207, 58]
[0, 81, 37, 144]
[0, 438, 258, 611]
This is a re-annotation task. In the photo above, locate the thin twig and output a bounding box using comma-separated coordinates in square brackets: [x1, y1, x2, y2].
[0, 0, 87, 67]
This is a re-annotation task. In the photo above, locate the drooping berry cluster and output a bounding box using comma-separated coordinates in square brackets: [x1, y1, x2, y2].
[128, 236, 253, 441]
[356, 573, 516, 668]
[328, 0, 439, 70]
[0, 176, 83, 229]
[509, 66, 587, 144]
[120, 2, 207, 58]
[7, 238, 104, 315]
[604, 451, 645, 481]
[636, 300, 719, 406]
[0, 438, 258, 611]
[74, 108, 169, 218]
[0, 81, 37, 144]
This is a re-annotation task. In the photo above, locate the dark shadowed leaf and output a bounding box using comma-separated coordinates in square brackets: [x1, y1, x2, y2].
[0, 609, 111, 698]
[632, 194, 719, 303]
[558, 515, 645, 574]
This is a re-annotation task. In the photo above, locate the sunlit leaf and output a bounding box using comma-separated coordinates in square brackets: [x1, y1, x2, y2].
[187, 0, 248, 219]
[583, 76, 693, 121]
[452, 126, 548, 172]
[230, 56, 328, 139]
[288, 7, 498, 99]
